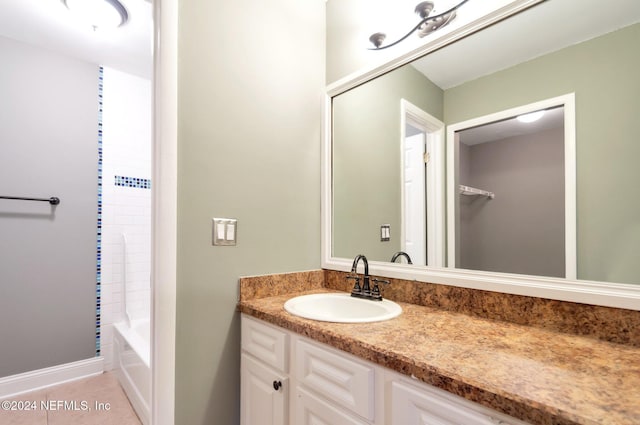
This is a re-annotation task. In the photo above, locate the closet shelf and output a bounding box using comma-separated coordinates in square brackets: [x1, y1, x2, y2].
[459, 185, 495, 199]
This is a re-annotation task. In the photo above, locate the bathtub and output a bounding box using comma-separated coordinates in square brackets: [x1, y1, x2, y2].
[114, 319, 150, 425]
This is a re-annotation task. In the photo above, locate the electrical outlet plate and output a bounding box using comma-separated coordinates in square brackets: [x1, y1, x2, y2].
[212, 218, 237, 246]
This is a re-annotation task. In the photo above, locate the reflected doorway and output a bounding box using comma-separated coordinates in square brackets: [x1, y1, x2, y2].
[400, 99, 445, 267]
[447, 95, 576, 279]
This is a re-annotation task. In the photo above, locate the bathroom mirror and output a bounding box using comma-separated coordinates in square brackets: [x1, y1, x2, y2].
[326, 0, 640, 306]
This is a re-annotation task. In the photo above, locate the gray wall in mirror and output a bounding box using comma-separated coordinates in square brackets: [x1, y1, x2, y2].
[330, 3, 640, 286]
[458, 126, 565, 277]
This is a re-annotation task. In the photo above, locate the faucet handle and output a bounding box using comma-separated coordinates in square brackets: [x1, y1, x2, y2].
[346, 274, 362, 296]
[370, 278, 390, 301]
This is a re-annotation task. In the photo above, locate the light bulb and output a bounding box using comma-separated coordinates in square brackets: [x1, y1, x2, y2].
[64, 0, 128, 29]
[517, 110, 545, 123]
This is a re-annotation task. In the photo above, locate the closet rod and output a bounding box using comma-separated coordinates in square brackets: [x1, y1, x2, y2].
[0, 195, 60, 205]
[459, 185, 495, 199]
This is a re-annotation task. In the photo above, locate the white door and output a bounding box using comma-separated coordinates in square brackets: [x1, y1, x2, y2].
[403, 130, 427, 266]
[240, 354, 288, 425]
[401, 99, 445, 267]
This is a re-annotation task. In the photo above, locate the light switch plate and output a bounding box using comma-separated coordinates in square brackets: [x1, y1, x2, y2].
[380, 224, 390, 242]
[212, 218, 237, 246]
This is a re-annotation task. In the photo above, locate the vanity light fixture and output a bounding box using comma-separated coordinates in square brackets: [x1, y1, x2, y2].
[369, 0, 470, 50]
[517, 110, 546, 123]
[63, 0, 129, 30]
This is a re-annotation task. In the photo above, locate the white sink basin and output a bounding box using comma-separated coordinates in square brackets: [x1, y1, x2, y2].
[284, 293, 402, 323]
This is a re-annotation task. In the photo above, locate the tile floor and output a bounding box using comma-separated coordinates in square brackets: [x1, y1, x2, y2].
[0, 372, 141, 425]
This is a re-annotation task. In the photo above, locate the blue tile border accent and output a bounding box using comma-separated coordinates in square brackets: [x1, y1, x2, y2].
[115, 175, 152, 189]
[95, 66, 103, 357]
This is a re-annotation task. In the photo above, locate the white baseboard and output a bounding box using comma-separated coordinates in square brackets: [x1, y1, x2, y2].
[0, 357, 104, 399]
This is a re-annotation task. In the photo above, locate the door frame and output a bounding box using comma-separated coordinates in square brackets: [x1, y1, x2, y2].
[445, 93, 577, 279]
[400, 99, 445, 267]
[152, 1, 178, 424]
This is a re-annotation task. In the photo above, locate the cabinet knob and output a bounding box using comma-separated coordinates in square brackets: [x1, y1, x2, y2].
[272, 380, 282, 391]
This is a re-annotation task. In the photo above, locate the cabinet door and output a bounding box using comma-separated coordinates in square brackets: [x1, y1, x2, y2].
[241, 354, 288, 425]
[391, 380, 508, 425]
[295, 387, 370, 425]
[295, 338, 375, 421]
[242, 315, 288, 373]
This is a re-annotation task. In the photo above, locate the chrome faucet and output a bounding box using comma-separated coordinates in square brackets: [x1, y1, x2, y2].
[348, 254, 390, 301]
[390, 251, 413, 264]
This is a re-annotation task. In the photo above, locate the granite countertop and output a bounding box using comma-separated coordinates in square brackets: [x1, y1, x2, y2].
[238, 288, 640, 425]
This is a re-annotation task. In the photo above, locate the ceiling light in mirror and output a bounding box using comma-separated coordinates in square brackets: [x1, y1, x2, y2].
[326, 0, 640, 309]
[517, 110, 545, 123]
[64, 0, 129, 30]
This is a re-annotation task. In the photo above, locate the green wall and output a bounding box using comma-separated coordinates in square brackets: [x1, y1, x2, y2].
[445, 23, 640, 284]
[177, 1, 325, 423]
[333, 64, 443, 262]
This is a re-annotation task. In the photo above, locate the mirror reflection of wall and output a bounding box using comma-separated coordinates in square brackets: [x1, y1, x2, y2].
[443, 23, 639, 284]
[332, 64, 444, 264]
[331, 5, 640, 285]
[455, 107, 565, 278]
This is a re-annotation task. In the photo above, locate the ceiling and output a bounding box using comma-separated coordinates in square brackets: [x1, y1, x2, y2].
[3, 0, 638, 85]
[459, 106, 564, 146]
[412, 0, 640, 89]
[0, 0, 152, 78]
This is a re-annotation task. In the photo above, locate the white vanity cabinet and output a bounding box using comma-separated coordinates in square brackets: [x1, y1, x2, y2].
[295, 386, 371, 425]
[388, 376, 529, 425]
[240, 316, 290, 425]
[293, 338, 380, 425]
[240, 315, 530, 425]
[241, 354, 288, 425]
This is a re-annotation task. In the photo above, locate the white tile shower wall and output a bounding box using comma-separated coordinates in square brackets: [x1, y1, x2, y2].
[100, 67, 152, 370]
